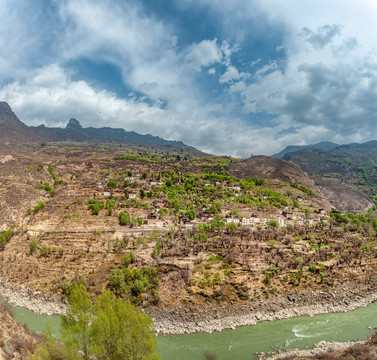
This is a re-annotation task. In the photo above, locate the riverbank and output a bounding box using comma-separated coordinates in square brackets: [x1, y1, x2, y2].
[258, 339, 365, 359]
[0, 278, 66, 315]
[2, 276, 377, 336]
[148, 281, 377, 335]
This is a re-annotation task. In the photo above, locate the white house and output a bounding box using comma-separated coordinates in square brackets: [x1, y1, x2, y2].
[241, 217, 251, 226]
[250, 214, 261, 224]
[226, 216, 240, 224]
[277, 216, 286, 228]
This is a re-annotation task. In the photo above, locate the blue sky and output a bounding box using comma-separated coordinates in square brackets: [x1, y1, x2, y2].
[1, 0, 377, 157]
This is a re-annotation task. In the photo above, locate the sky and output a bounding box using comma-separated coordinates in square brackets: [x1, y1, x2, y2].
[1, 0, 377, 157]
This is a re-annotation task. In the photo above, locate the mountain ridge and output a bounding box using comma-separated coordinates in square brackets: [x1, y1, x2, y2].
[272, 141, 339, 159]
[0, 101, 191, 149]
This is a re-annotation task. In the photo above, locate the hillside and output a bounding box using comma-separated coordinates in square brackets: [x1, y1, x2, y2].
[283, 141, 377, 213]
[227, 155, 316, 189]
[2, 141, 377, 335]
[0, 304, 40, 359]
[0, 144, 333, 304]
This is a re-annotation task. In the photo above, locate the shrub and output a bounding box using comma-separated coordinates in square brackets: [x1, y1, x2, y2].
[109, 269, 125, 295]
[207, 200, 222, 214]
[132, 279, 145, 296]
[88, 199, 104, 215]
[91, 203, 103, 215]
[29, 240, 38, 254]
[119, 211, 131, 226]
[0, 227, 15, 248]
[0, 229, 13, 243]
[122, 251, 136, 267]
[158, 208, 167, 216]
[153, 241, 162, 257]
[308, 264, 318, 273]
[39, 245, 51, 257]
[227, 222, 238, 231]
[34, 201, 45, 212]
[107, 180, 117, 189]
[54, 179, 63, 185]
[57, 247, 64, 257]
[105, 199, 116, 210]
[290, 182, 316, 195]
[267, 219, 279, 228]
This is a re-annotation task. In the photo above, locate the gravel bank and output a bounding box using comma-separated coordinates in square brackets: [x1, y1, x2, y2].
[257, 340, 364, 359]
[0, 277, 66, 315]
[148, 282, 377, 335]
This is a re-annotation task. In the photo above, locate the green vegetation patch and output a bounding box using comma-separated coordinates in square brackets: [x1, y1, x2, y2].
[108, 264, 160, 306]
[87, 199, 104, 215]
[0, 226, 15, 249]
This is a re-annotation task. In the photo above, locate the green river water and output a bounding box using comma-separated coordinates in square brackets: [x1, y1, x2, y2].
[2, 297, 377, 360]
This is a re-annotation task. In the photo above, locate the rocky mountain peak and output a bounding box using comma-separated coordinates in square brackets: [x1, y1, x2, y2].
[0, 101, 27, 129]
[0, 101, 13, 114]
[66, 118, 82, 129]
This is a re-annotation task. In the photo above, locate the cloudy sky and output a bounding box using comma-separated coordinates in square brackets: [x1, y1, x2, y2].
[1, 0, 377, 157]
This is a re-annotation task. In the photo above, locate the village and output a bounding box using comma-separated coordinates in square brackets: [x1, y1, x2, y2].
[91, 165, 329, 233]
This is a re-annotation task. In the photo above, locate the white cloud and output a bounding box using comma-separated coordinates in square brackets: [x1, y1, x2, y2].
[219, 66, 248, 84]
[254, 61, 278, 77]
[0, 64, 304, 157]
[301, 24, 342, 49]
[195, 0, 377, 150]
[0, 1, 59, 79]
[3, 0, 377, 157]
[58, 0, 172, 61]
[186, 39, 223, 71]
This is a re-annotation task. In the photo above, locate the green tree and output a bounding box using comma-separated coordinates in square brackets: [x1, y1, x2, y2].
[31, 327, 81, 360]
[122, 251, 136, 267]
[227, 222, 237, 232]
[267, 219, 279, 228]
[207, 200, 222, 214]
[92, 291, 160, 360]
[119, 211, 131, 226]
[61, 283, 93, 360]
[107, 180, 117, 189]
[37, 285, 160, 360]
[132, 279, 146, 296]
[186, 208, 196, 220]
[109, 269, 125, 296]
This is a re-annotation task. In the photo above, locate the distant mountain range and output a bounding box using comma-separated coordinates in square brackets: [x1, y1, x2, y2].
[0, 101, 190, 149]
[272, 141, 339, 159]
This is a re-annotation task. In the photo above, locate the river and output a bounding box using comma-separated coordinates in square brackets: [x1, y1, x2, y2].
[1, 298, 377, 360]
